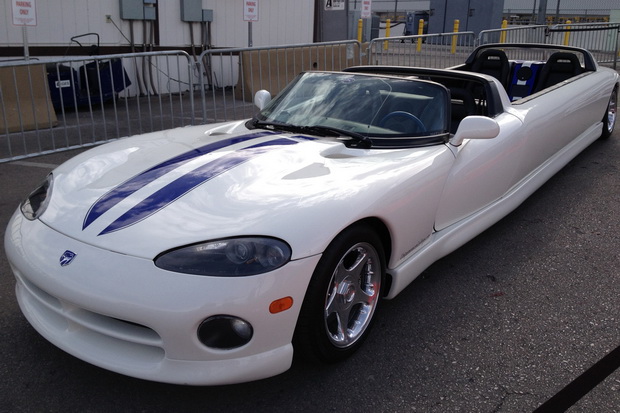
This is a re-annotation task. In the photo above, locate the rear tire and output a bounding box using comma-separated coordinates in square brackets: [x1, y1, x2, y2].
[294, 225, 385, 363]
[601, 87, 617, 139]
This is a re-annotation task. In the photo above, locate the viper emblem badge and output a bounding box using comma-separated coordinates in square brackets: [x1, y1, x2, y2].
[59, 250, 77, 267]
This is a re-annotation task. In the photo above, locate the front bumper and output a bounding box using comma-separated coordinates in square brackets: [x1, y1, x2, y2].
[5, 211, 320, 385]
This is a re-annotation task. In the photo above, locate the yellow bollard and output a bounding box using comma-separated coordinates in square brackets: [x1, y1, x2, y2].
[384, 19, 391, 50]
[500, 19, 508, 43]
[416, 19, 424, 52]
[357, 19, 363, 43]
[563, 20, 571, 46]
[451, 19, 460, 54]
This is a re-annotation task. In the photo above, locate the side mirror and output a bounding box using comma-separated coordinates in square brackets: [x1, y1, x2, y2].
[254, 90, 272, 110]
[450, 116, 500, 147]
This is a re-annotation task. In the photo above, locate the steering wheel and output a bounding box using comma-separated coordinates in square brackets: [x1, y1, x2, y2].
[379, 111, 426, 133]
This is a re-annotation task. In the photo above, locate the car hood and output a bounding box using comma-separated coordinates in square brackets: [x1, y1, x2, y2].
[41, 121, 451, 259]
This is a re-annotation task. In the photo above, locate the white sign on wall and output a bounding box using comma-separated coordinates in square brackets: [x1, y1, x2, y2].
[325, 0, 345, 11]
[12, 0, 37, 26]
[361, 0, 372, 18]
[244, 0, 259, 22]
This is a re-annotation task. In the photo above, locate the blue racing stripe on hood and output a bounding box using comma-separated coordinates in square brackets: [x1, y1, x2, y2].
[97, 137, 299, 235]
[82, 132, 276, 230]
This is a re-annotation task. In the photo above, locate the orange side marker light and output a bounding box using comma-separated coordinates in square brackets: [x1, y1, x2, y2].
[269, 297, 293, 314]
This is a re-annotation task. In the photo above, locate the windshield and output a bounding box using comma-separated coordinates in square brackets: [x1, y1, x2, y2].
[251, 72, 450, 148]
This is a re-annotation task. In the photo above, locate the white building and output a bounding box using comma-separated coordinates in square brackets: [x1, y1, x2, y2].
[2, 0, 619, 57]
[1, 0, 315, 55]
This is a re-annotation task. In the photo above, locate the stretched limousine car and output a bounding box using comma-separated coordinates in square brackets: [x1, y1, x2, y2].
[5, 44, 618, 385]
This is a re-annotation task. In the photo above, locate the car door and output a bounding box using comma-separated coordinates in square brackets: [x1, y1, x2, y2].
[433, 111, 524, 230]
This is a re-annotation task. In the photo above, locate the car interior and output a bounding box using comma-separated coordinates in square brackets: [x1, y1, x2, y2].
[452, 47, 590, 131]
[346, 46, 592, 135]
[464, 47, 589, 102]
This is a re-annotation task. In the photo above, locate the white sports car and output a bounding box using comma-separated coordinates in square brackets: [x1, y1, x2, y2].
[5, 44, 618, 385]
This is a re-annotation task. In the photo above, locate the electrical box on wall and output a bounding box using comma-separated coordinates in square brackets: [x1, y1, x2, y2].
[144, 5, 156, 20]
[120, 0, 157, 20]
[181, 0, 201, 22]
[202, 9, 213, 23]
[120, 0, 143, 20]
[181, 0, 213, 22]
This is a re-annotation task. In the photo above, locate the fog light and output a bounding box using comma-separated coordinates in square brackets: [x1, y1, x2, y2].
[198, 315, 253, 349]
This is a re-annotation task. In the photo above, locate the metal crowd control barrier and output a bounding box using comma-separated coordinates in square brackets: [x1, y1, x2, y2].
[479, 23, 620, 69]
[197, 40, 362, 123]
[2, 27, 619, 164]
[479, 25, 548, 45]
[1, 51, 194, 163]
[367, 32, 476, 69]
[547, 23, 620, 69]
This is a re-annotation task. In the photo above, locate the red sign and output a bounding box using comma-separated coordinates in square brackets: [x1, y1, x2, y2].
[361, 0, 372, 19]
[244, 0, 259, 22]
[12, 0, 37, 26]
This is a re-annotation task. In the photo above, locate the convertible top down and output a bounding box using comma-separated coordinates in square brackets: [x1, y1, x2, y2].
[5, 44, 618, 385]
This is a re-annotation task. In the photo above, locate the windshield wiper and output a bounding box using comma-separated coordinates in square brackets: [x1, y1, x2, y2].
[247, 119, 306, 134]
[303, 125, 372, 149]
[247, 119, 372, 149]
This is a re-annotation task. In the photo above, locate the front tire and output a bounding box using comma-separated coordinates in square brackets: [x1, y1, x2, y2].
[601, 87, 617, 139]
[294, 225, 385, 363]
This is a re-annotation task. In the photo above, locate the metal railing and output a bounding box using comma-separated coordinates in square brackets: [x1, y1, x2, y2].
[479, 25, 548, 45]
[367, 32, 477, 68]
[198, 40, 362, 123]
[479, 22, 620, 68]
[547, 23, 620, 68]
[1, 51, 195, 162]
[0, 41, 364, 163]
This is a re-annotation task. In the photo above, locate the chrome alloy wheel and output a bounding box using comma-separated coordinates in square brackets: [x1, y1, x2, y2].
[323, 242, 381, 348]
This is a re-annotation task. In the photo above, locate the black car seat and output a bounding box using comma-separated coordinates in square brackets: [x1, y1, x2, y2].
[470, 49, 510, 89]
[534, 52, 584, 92]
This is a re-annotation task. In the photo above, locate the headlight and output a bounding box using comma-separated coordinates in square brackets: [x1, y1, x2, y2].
[20, 174, 53, 220]
[154, 237, 291, 276]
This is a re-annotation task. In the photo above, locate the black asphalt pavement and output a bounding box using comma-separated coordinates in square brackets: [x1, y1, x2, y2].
[1, 127, 619, 412]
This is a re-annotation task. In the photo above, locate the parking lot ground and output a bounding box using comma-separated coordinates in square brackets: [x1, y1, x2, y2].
[1, 127, 620, 412]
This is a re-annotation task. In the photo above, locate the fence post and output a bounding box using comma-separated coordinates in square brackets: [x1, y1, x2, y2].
[384, 19, 391, 50]
[500, 19, 508, 43]
[563, 20, 572, 45]
[416, 19, 424, 52]
[451, 19, 460, 54]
